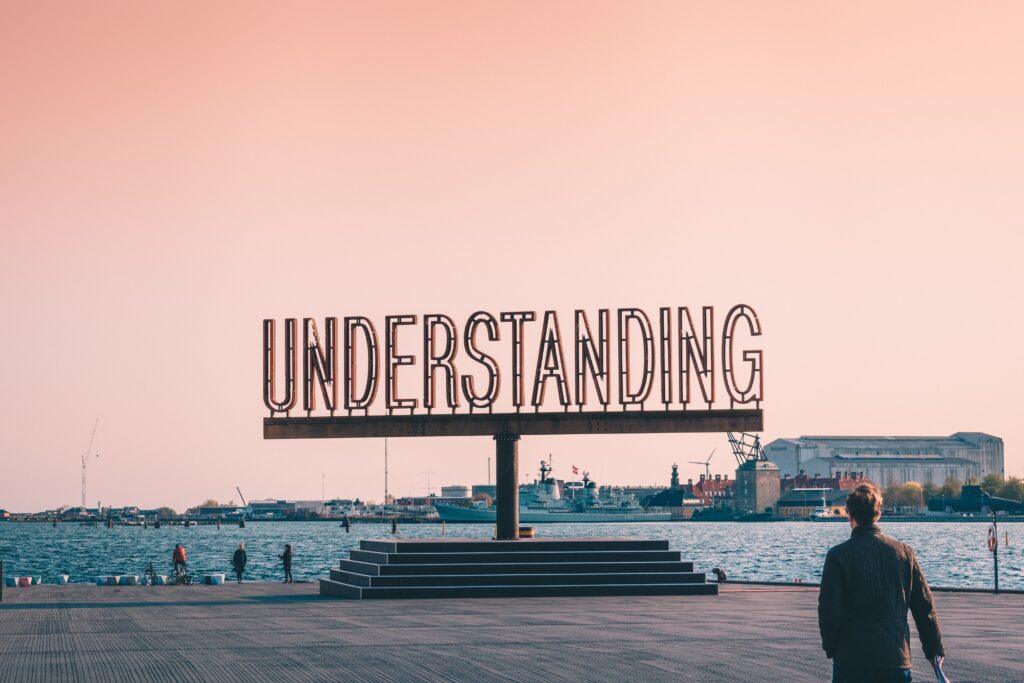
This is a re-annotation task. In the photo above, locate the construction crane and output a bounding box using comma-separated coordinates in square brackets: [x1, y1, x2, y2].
[727, 432, 766, 467]
[236, 486, 249, 523]
[689, 448, 716, 480]
[81, 419, 99, 510]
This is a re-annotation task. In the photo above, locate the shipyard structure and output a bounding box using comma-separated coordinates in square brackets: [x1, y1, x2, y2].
[763, 433, 1003, 487]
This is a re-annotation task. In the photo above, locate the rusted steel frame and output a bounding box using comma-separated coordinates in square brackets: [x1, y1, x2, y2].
[263, 408, 763, 440]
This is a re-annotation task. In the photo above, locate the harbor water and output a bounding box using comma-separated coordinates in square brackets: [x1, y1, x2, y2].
[1, 521, 1020, 589]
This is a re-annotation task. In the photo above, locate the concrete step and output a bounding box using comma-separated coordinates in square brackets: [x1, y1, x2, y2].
[330, 568, 708, 588]
[341, 559, 694, 577]
[319, 579, 719, 600]
[360, 539, 670, 554]
[349, 549, 682, 565]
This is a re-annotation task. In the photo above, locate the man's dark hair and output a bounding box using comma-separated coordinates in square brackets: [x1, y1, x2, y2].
[846, 483, 882, 526]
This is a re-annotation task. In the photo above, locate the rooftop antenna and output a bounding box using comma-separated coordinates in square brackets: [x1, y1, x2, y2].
[81, 418, 99, 509]
[689, 448, 716, 480]
[421, 470, 435, 496]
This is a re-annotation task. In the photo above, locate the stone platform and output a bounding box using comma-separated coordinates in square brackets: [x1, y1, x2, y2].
[320, 537, 717, 599]
[1, 583, 1022, 682]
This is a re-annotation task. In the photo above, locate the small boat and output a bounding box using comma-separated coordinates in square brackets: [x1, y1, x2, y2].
[810, 493, 845, 521]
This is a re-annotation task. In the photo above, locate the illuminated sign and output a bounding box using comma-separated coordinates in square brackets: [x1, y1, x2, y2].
[263, 306, 763, 418]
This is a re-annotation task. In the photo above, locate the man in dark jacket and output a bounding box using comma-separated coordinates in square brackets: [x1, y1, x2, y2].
[232, 543, 247, 584]
[819, 483, 945, 682]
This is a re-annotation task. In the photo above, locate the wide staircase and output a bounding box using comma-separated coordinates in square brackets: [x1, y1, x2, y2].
[319, 538, 718, 599]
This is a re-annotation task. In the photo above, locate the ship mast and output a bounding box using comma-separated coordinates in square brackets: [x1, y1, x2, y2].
[81, 418, 99, 510]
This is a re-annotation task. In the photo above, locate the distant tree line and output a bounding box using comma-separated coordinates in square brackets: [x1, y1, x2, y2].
[980, 474, 1024, 502]
[883, 475, 1024, 508]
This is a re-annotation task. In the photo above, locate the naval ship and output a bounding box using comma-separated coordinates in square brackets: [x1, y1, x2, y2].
[434, 461, 672, 523]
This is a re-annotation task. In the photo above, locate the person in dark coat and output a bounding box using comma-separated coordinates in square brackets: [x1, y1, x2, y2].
[279, 543, 293, 583]
[232, 543, 247, 584]
[818, 483, 945, 683]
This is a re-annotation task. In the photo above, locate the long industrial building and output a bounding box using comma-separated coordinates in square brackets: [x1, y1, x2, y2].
[763, 433, 1003, 487]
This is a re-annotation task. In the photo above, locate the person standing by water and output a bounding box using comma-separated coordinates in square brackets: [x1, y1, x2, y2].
[232, 543, 247, 584]
[279, 543, 293, 583]
[172, 544, 187, 578]
[818, 483, 946, 683]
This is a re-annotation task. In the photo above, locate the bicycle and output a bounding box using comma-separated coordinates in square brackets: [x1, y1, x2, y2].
[167, 563, 195, 586]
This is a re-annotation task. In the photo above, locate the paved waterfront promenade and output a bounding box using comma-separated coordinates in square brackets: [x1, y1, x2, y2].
[1, 583, 1021, 682]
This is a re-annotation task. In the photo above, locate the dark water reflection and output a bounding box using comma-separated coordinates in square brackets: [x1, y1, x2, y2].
[0, 521, 1019, 588]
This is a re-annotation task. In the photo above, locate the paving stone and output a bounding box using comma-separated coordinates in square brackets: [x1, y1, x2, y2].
[0, 584, 1021, 682]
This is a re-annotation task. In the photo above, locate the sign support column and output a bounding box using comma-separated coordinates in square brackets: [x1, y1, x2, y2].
[494, 433, 520, 540]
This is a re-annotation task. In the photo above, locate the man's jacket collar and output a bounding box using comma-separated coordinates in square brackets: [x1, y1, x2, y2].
[851, 522, 881, 536]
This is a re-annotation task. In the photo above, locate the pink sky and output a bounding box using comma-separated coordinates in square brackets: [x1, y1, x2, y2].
[2, 2, 1022, 512]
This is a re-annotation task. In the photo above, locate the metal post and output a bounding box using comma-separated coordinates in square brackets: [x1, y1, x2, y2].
[494, 433, 520, 540]
[993, 514, 1000, 595]
[1, 559, 4, 602]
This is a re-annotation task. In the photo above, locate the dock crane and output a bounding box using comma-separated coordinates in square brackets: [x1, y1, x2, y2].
[236, 487, 249, 526]
[727, 432, 766, 467]
[81, 419, 99, 510]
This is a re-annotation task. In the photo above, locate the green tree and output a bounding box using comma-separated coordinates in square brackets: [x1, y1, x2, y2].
[902, 481, 924, 507]
[998, 477, 1024, 502]
[981, 473, 1003, 493]
[884, 482, 925, 508]
[883, 484, 903, 507]
[155, 507, 176, 519]
[185, 499, 220, 515]
[939, 477, 962, 498]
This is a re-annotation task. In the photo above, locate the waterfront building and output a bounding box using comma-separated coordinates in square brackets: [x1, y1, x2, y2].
[196, 505, 245, 519]
[780, 472, 867, 492]
[440, 485, 470, 499]
[685, 474, 736, 509]
[763, 433, 1001, 486]
[645, 487, 705, 519]
[734, 459, 780, 515]
[323, 499, 358, 516]
[248, 500, 299, 519]
[0, 509, 9, 519]
[777, 488, 848, 518]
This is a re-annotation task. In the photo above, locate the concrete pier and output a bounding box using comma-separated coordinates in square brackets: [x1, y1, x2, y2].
[1, 583, 1021, 682]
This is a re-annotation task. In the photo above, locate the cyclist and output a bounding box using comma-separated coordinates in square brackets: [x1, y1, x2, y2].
[172, 544, 187, 578]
